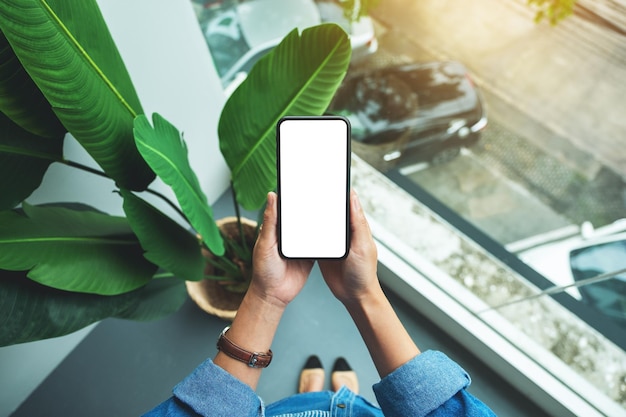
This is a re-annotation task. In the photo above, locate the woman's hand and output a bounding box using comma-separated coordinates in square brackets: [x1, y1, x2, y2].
[318, 190, 381, 306]
[248, 191, 314, 309]
[321, 190, 421, 378]
[214, 192, 313, 389]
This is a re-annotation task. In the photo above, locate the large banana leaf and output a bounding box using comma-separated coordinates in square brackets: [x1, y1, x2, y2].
[0, 30, 65, 138]
[0, 111, 63, 210]
[0, 271, 188, 347]
[121, 189, 205, 281]
[0, 203, 158, 295]
[133, 113, 225, 256]
[0, 0, 154, 191]
[218, 24, 351, 210]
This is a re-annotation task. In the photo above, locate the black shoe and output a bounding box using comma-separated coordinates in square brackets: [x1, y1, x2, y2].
[332, 357, 351, 372]
[299, 355, 324, 393]
[304, 355, 323, 370]
[332, 357, 359, 393]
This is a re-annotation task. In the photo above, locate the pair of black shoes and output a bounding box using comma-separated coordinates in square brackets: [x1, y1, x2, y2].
[298, 355, 359, 394]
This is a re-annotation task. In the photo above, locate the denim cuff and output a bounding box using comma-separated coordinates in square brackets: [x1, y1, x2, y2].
[373, 350, 471, 417]
[173, 358, 263, 417]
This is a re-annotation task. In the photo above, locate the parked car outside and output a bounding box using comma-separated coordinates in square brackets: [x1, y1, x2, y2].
[193, 0, 378, 93]
[508, 219, 626, 326]
[327, 61, 488, 172]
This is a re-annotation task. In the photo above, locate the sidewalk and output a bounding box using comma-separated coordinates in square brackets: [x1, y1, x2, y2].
[371, 0, 626, 180]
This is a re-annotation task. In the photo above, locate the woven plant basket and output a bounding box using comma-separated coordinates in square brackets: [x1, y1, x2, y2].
[185, 216, 257, 321]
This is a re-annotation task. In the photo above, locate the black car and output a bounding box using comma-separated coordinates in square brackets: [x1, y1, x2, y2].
[328, 61, 487, 171]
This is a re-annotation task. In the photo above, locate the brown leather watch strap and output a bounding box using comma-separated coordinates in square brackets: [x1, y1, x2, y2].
[216, 326, 273, 368]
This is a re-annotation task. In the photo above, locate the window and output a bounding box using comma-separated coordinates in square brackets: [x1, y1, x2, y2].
[345, 2, 626, 416]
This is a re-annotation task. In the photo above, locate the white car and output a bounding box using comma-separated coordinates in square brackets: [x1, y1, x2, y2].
[507, 219, 626, 324]
[194, 0, 378, 93]
[314, 0, 378, 62]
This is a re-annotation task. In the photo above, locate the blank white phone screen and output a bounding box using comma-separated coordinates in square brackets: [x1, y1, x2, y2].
[278, 117, 350, 259]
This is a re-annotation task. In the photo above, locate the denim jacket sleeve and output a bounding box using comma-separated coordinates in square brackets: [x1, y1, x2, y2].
[373, 350, 496, 417]
[142, 358, 264, 417]
[143, 351, 496, 417]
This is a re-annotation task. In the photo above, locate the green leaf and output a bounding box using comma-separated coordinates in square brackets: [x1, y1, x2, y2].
[528, 0, 575, 24]
[0, 203, 157, 295]
[0, 271, 187, 346]
[0, 30, 66, 138]
[218, 24, 351, 210]
[0, 0, 155, 190]
[120, 189, 205, 281]
[0, 112, 64, 210]
[133, 113, 225, 256]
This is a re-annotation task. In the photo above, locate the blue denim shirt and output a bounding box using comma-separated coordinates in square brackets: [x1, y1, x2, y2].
[143, 350, 496, 417]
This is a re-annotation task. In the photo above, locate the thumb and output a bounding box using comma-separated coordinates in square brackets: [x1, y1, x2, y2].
[350, 190, 370, 239]
[260, 191, 278, 241]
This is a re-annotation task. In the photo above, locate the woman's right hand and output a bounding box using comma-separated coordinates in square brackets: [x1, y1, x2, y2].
[318, 190, 381, 306]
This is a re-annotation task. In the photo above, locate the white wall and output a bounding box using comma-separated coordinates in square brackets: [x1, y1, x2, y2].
[28, 0, 230, 216]
[0, 1, 229, 415]
[95, 0, 231, 215]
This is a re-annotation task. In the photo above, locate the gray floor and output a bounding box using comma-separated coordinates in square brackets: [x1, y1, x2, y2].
[11, 190, 551, 416]
[11, 271, 551, 416]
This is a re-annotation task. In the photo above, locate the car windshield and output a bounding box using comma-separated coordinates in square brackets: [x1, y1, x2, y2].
[570, 240, 626, 323]
[200, 6, 251, 78]
[330, 62, 478, 141]
[198, 0, 323, 86]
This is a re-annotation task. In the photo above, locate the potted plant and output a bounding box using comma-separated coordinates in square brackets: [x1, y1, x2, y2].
[0, 0, 351, 345]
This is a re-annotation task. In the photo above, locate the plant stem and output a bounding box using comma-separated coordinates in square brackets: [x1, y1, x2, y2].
[153, 271, 175, 279]
[230, 181, 249, 256]
[144, 188, 190, 225]
[63, 159, 110, 179]
[61, 159, 190, 225]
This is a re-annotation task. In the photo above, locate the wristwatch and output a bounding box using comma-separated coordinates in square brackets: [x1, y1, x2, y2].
[216, 326, 273, 368]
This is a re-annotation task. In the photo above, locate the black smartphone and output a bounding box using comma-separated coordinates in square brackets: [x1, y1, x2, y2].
[277, 116, 351, 259]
